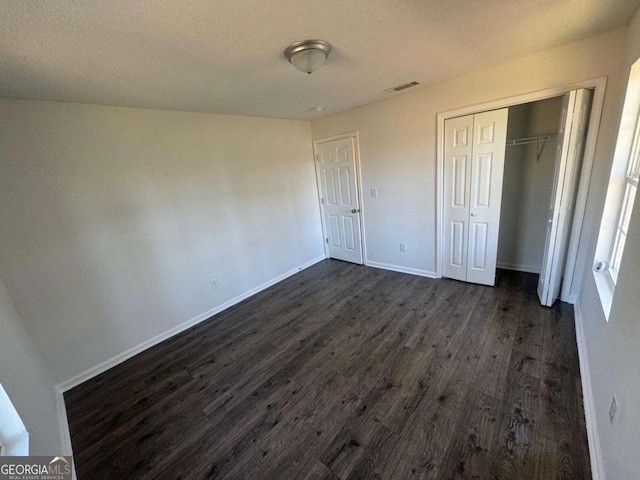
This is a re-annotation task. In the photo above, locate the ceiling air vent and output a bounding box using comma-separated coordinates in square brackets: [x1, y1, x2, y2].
[384, 81, 420, 93]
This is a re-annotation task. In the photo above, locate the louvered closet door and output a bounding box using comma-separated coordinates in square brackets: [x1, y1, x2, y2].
[443, 108, 509, 286]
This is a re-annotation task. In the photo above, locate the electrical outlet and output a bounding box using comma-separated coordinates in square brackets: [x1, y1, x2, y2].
[400, 242, 406, 252]
[210, 278, 219, 290]
[609, 396, 617, 423]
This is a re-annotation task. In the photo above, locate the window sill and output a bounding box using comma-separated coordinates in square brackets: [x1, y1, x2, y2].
[593, 269, 614, 321]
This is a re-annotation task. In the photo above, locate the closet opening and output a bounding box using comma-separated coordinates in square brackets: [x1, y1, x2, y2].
[502, 90, 593, 307]
[438, 82, 602, 308]
[499, 96, 564, 277]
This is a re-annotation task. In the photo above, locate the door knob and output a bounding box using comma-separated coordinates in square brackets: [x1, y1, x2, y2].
[470, 212, 477, 217]
[351, 208, 360, 213]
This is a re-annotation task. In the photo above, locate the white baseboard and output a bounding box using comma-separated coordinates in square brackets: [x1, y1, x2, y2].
[496, 262, 541, 274]
[56, 255, 325, 393]
[55, 387, 76, 479]
[55, 387, 73, 455]
[365, 260, 437, 278]
[574, 302, 606, 480]
[53, 254, 326, 465]
[564, 293, 579, 305]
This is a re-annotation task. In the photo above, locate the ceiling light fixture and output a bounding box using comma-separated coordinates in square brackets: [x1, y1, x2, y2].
[284, 40, 332, 74]
[311, 106, 325, 112]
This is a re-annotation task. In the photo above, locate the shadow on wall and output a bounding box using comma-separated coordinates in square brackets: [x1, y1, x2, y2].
[0, 103, 321, 384]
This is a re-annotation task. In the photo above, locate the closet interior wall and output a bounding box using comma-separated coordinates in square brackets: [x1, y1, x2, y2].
[498, 97, 563, 273]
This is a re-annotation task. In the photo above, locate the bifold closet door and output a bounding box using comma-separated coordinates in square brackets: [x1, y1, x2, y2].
[443, 108, 509, 286]
[443, 115, 473, 282]
[537, 89, 592, 306]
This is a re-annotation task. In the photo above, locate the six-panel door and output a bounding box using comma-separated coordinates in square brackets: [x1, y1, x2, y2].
[444, 109, 509, 286]
[317, 137, 363, 264]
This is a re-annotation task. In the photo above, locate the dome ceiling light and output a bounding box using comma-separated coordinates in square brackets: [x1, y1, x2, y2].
[284, 40, 332, 74]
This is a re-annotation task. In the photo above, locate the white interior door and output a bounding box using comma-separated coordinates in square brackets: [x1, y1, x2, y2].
[466, 109, 509, 285]
[316, 137, 364, 264]
[538, 89, 593, 306]
[443, 115, 473, 282]
[443, 108, 509, 286]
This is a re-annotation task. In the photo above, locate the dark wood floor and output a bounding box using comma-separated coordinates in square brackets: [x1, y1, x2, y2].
[65, 260, 591, 480]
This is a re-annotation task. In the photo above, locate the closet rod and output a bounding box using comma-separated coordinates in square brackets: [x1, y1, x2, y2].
[506, 134, 556, 147]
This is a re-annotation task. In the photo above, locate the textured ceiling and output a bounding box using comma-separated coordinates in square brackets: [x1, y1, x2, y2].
[1, 0, 639, 120]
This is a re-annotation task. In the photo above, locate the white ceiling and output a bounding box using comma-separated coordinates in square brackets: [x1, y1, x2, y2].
[1, 0, 638, 120]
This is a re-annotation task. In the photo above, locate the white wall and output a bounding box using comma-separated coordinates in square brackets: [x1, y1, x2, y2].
[311, 27, 626, 279]
[577, 8, 640, 480]
[0, 100, 324, 385]
[498, 97, 562, 273]
[0, 278, 61, 455]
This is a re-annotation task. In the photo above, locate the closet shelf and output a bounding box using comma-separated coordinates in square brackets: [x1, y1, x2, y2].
[506, 134, 556, 146]
[506, 133, 556, 161]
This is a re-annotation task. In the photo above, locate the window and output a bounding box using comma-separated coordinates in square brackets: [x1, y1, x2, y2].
[0, 382, 29, 456]
[609, 124, 639, 284]
[594, 56, 640, 319]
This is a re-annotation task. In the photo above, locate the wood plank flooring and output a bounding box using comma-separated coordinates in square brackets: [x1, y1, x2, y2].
[65, 260, 591, 479]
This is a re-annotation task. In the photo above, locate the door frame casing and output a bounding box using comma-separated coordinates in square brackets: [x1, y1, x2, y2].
[436, 77, 607, 303]
[312, 132, 367, 264]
